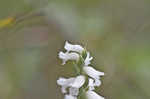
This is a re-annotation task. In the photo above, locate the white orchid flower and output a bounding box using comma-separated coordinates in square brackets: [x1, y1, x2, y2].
[59, 51, 79, 65]
[83, 66, 104, 79]
[64, 94, 77, 99]
[69, 75, 86, 96]
[64, 41, 84, 54]
[83, 66, 104, 86]
[57, 75, 85, 95]
[57, 77, 75, 93]
[84, 52, 93, 66]
[88, 78, 95, 91]
[86, 90, 104, 99]
[71, 75, 85, 88]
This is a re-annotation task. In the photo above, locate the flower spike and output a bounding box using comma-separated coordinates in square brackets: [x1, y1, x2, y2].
[57, 41, 105, 99]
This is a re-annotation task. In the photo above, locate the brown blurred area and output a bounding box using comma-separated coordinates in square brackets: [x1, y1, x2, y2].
[0, 0, 150, 99]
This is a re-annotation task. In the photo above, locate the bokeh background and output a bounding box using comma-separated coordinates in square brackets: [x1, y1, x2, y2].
[0, 0, 150, 99]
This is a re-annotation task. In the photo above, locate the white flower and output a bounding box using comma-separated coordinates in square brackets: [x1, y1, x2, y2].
[86, 91, 104, 99]
[71, 75, 85, 88]
[64, 94, 77, 99]
[83, 66, 104, 79]
[84, 52, 93, 66]
[57, 75, 85, 94]
[57, 77, 75, 93]
[83, 66, 104, 86]
[88, 78, 95, 91]
[64, 41, 84, 54]
[59, 51, 79, 65]
[69, 75, 85, 96]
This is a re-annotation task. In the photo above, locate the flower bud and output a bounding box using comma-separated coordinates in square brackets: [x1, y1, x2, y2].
[84, 52, 93, 66]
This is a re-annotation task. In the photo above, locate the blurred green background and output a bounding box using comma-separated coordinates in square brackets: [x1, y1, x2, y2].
[0, 0, 150, 99]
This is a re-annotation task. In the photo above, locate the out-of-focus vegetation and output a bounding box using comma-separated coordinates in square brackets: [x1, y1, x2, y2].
[0, 0, 150, 99]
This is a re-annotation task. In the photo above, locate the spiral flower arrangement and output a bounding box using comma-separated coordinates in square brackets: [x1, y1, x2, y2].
[57, 41, 104, 99]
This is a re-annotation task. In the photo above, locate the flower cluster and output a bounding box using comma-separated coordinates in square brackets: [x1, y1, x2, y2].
[57, 41, 104, 99]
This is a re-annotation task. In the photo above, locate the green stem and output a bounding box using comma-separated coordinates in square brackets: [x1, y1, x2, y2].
[73, 62, 80, 75]
[73, 53, 88, 99]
